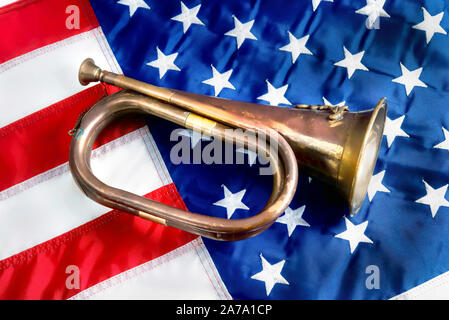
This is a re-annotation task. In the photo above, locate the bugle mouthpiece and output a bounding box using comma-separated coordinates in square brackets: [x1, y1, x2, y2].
[78, 58, 104, 86]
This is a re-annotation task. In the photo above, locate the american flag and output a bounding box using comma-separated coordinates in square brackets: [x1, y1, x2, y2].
[1, 0, 449, 300]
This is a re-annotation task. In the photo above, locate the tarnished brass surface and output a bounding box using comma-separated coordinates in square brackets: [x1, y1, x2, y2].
[69, 58, 386, 241]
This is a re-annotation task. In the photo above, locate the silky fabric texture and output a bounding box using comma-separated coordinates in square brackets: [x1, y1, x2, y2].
[0, 183, 195, 299]
[0, 84, 127, 191]
[91, 0, 449, 299]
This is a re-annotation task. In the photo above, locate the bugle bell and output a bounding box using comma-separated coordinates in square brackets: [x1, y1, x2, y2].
[69, 58, 386, 241]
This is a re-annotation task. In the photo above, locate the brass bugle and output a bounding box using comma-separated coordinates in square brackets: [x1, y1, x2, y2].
[69, 58, 386, 241]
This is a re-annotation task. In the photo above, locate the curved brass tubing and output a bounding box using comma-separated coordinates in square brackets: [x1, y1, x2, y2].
[69, 58, 386, 241]
[70, 61, 298, 241]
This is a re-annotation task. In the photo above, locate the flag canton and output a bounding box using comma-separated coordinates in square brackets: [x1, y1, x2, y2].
[91, 0, 449, 299]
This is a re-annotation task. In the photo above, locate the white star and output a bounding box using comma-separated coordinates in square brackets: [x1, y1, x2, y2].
[225, 15, 257, 49]
[213, 185, 249, 219]
[334, 46, 369, 79]
[434, 127, 449, 151]
[392, 63, 427, 96]
[356, 0, 390, 29]
[202, 65, 235, 96]
[335, 217, 373, 254]
[413, 8, 446, 44]
[276, 206, 310, 237]
[146, 47, 180, 79]
[322, 97, 346, 106]
[311, 0, 333, 11]
[236, 147, 258, 166]
[177, 129, 211, 148]
[383, 115, 409, 148]
[279, 32, 313, 63]
[171, 1, 205, 33]
[367, 170, 390, 201]
[257, 80, 291, 106]
[415, 180, 449, 218]
[251, 254, 289, 296]
[117, 0, 150, 17]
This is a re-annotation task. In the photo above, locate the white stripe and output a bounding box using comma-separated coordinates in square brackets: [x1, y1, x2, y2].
[0, 27, 121, 128]
[391, 270, 449, 300]
[141, 126, 173, 186]
[0, 0, 17, 7]
[70, 238, 232, 300]
[0, 128, 166, 261]
[192, 237, 232, 300]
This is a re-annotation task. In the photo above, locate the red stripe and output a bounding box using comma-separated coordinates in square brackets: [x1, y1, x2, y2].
[0, 183, 197, 300]
[0, 0, 99, 64]
[0, 84, 146, 192]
